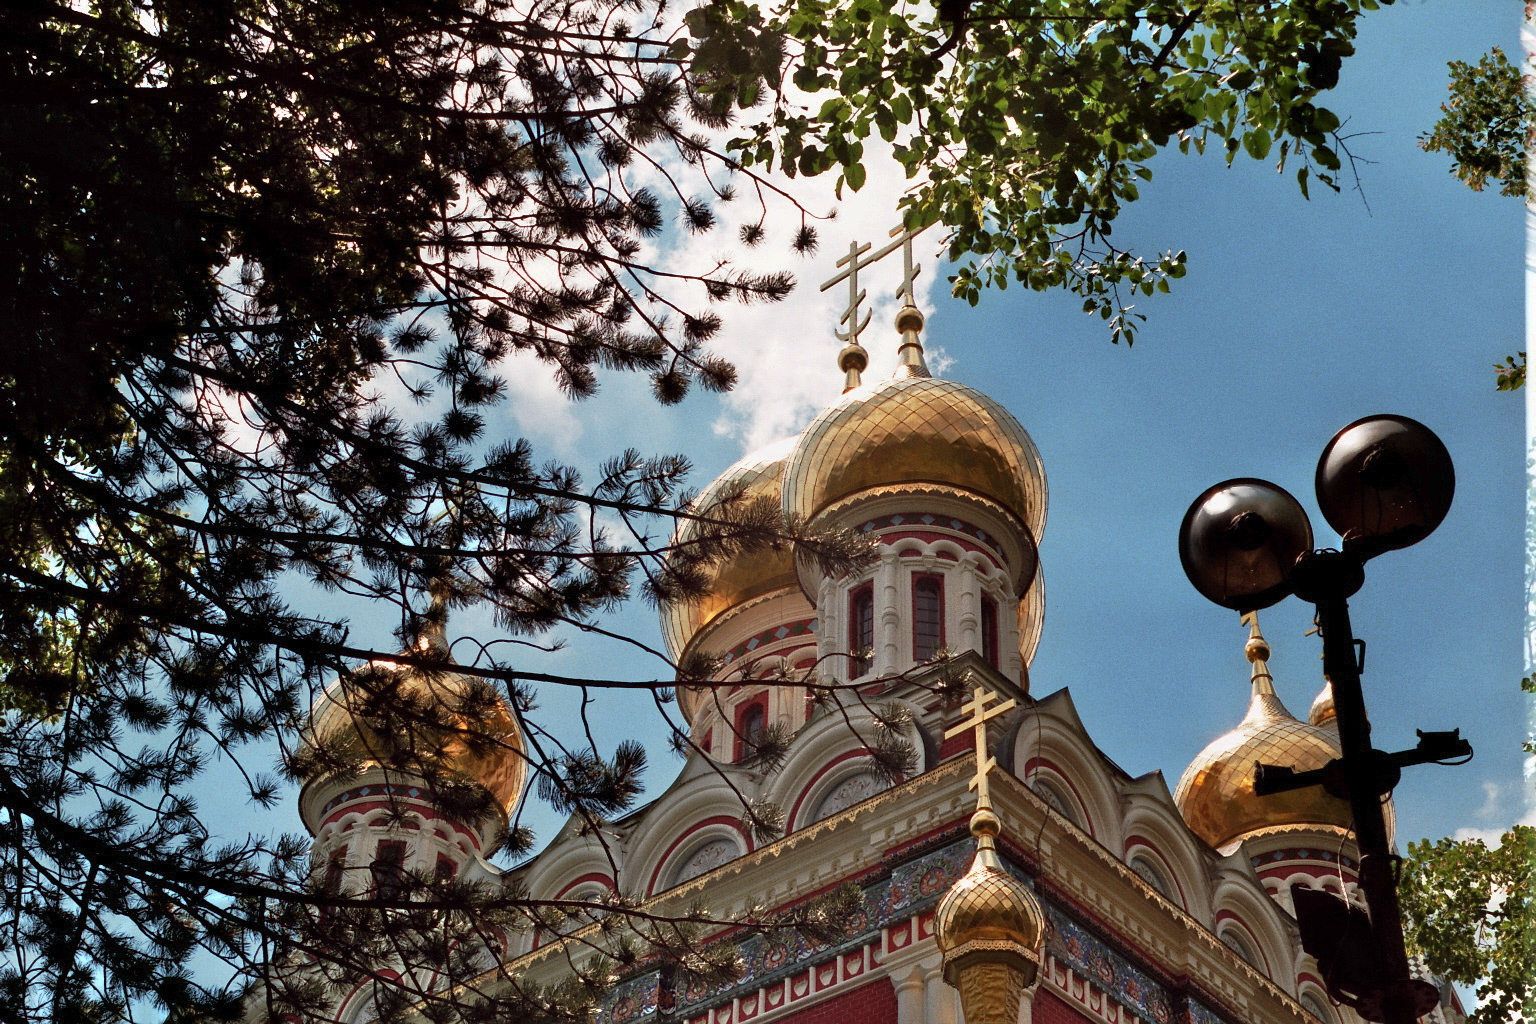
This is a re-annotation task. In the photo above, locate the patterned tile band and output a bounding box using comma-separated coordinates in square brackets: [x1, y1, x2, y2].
[858, 513, 998, 552]
[604, 839, 1236, 1024]
[722, 618, 818, 666]
[1250, 848, 1358, 870]
[321, 783, 434, 818]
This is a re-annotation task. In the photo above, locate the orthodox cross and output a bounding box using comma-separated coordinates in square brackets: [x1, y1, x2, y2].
[819, 223, 929, 345]
[942, 684, 1017, 811]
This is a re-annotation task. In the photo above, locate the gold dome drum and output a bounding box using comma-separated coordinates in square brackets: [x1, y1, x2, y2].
[1174, 689, 1351, 851]
[781, 376, 1047, 541]
[659, 436, 800, 663]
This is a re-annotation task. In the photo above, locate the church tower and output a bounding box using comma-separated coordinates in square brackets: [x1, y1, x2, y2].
[299, 615, 527, 907]
[662, 229, 1045, 772]
[1173, 615, 1362, 972]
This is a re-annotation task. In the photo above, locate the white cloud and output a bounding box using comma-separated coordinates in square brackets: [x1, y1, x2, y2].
[1448, 766, 1536, 845]
[628, 144, 946, 455]
[1475, 780, 1502, 820]
[496, 350, 585, 460]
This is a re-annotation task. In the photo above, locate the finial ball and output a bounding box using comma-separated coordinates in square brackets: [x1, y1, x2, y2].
[1245, 636, 1270, 663]
[838, 342, 869, 373]
[970, 807, 1001, 839]
[895, 305, 925, 335]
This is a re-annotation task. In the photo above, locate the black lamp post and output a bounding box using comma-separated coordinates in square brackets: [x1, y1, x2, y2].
[1178, 415, 1469, 1024]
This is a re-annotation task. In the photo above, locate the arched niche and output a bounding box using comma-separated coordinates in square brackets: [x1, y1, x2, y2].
[762, 699, 927, 830]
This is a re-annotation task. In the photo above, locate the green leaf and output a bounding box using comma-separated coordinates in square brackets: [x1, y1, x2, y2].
[1242, 128, 1271, 160]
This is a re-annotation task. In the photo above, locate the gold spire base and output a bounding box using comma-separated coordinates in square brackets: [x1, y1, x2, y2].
[943, 942, 1039, 1024]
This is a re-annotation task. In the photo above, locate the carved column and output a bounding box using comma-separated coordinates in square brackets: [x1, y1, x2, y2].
[956, 557, 979, 655]
[894, 967, 926, 1024]
[924, 959, 959, 1024]
[876, 549, 900, 676]
[817, 576, 841, 680]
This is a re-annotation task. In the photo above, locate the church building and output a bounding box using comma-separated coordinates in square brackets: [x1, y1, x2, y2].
[289, 233, 1465, 1024]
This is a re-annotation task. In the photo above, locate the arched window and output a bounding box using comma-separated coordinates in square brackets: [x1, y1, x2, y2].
[668, 837, 740, 888]
[811, 771, 890, 824]
[1219, 926, 1259, 967]
[1032, 778, 1078, 826]
[371, 840, 407, 900]
[849, 584, 874, 677]
[980, 596, 999, 669]
[913, 575, 943, 662]
[735, 700, 766, 761]
[1129, 854, 1172, 899]
[1300, 993, 1333, 1023]
[554, 886, 609, 934]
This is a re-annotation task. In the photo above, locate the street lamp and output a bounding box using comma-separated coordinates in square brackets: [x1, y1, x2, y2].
[1178, 415, 1469, 1024]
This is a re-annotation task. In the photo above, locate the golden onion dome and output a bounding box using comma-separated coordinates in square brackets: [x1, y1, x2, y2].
[1308, 682, 1336, 728]
[304, 637, 527, 820]
[780, 374, 1047, 544]
[1174, 623, 1351, 852]
[659, 435, 800, 662]
[935, 810, 1046, 953]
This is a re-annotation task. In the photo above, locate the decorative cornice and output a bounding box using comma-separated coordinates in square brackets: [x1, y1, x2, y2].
[857, 512, 1005, 561]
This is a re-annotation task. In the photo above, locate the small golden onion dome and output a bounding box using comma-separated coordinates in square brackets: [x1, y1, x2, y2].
[303, 644, 527, 821]
[935, 809, 1045, 1024]
[780, 375, 1047, 543]
[658, 435, 800, 663]
[935, 811, 1046, 953]
[1309, 682, 1336, 728]
[1174, 634, 1351, 852]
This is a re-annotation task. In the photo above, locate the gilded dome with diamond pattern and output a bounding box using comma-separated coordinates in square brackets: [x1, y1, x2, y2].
[659, 436, 801, 661]
[780, 375, 1047, 540]
[303, 646, 527, 821]
[1174, 634, 1351, 852]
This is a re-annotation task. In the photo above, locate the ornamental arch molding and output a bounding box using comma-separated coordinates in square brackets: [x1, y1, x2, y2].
[522, 830, 620, 908]
[1210, 871, 1294, 984]
[652, 823, 748, 894]
[761, 697, 927, 830]
[1008, 692, 1122, 846]
[619, 764, 758, 896]
[1120, 789, 1211, 916]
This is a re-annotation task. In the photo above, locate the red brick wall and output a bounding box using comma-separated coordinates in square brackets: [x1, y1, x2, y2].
[777, 978, 896, 1024]
[1033, 988, 1094, 1024]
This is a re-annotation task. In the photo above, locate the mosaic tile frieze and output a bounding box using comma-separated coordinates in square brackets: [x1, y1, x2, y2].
[1047, 906, 1180, 1024]
[1187, 999, 1227, 1024]
[1045, 905, 1244, 1024]
[607, 840, 1239, 1024]
[604, 838, 977, 1023]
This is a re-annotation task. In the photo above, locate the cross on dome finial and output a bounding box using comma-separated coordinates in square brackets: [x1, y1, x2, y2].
[819, 222, 932, 390]
[943, 684, 1017, 830]
[821, 239, 875, 391]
